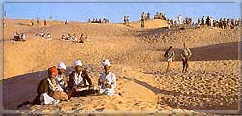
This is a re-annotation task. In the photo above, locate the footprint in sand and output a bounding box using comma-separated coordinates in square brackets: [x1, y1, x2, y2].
[134, 102, 140, 106]
[118, 101, 123, 104]
[95, 107, 105, 111]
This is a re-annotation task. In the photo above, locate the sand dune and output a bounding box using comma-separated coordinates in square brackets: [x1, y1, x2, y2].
[127, 19, 169, 29]
[2, 19, 240, 114]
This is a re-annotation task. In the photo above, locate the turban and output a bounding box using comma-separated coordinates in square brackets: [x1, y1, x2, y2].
[57, 62, 66, 70]
[102, 59, 111, 66]
[74, 60, 82, 66]
[48, 66, 58, 76]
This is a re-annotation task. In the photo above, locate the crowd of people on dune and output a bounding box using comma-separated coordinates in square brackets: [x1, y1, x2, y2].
[88, 18, 110, 23]
[123, 16, 130, 24]
[123, 11, 167, 26]
[11, 11, 241, 42]
[141, 11, 167, 21]
[167, 15, 194, 26]
[18, 59, 117, 108]
[12, 32, 26, 41]
[140, 12, 167, 28]
[167, 15, 241, 29]
[35, 31, 52, 40]
[122, 11, 241, 29]
[197, 16, 241, 29]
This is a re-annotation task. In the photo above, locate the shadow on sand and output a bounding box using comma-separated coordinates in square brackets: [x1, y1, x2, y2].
[2, 70, 47, 110]
[189, 42, 240, 61]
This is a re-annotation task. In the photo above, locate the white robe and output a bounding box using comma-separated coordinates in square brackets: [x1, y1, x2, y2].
[73, 72, 85, 86]
[99, 72, 116, 96]
[40, 93, 59, 105]
[56, 74, 67, 91]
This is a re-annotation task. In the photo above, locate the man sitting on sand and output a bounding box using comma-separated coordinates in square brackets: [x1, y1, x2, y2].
[61, 34, 66, 40]
[78, 33, 88, 43]
[56, 62, 69, 92]
[17, 66, 68, 108]
[13, 32, 26, 41]
[35, 66, 68, 105]
[164, 46, 175, 72]
[98, 59, 117, 96]
[181, 43, 192, 73]
[67, 60, 93, 97]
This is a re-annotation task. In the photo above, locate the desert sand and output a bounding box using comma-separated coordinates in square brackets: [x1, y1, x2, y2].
[2, 18, 240, 114]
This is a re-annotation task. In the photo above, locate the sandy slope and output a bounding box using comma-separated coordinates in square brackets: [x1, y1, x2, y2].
[2, 19, 240, 114]
[127, 19, 169, 29]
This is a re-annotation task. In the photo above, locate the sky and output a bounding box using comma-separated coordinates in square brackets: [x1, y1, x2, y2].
[4, 2, 241, 23]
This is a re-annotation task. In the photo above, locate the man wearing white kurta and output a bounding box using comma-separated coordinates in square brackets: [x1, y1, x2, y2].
[210, 17, 214, 27]
[56, 62, 68, 92]
[67, 60, 93, 97]
[98, 59, 116, 96]
[177, 15, 183, 25]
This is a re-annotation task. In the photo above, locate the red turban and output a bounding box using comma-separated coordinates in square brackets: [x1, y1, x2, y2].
[48, 66, 58, 76]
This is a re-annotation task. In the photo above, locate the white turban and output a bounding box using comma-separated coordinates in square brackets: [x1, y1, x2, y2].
[57, 62, 66, 70]
[102, 59, 111, 66]
[74, 60, 82, 66]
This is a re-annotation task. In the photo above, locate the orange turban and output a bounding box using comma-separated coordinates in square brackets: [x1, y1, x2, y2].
[48, 66, 58, 76]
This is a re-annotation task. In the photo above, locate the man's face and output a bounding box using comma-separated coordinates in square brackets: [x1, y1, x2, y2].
[75, 65, 82, 73]
[49, 72, 57, 78]
[58, 69, 66, 74]
[104, 66, 111, 73]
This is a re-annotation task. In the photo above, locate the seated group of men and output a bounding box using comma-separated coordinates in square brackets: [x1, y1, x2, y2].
[35, 32, 52, 40]
[61, 33, 87, 43]
[13, 32, 26, 41]
[33, 59, 116, 105]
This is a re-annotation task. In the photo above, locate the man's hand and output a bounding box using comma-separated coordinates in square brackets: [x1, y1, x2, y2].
[73, 86, 78, 91]
[88, 85, 94, 90]
[105, 84, 112, 88]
